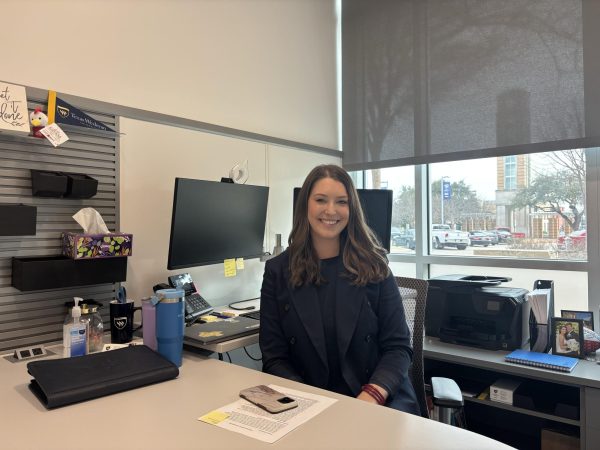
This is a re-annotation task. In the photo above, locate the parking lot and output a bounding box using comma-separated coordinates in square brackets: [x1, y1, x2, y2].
[390, 241, 586, 260]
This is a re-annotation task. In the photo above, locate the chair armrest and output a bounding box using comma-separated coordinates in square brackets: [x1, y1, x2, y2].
[431, 377, 464, 408]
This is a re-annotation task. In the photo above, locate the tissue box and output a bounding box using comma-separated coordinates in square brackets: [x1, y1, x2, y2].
[61, 232, 133, 259]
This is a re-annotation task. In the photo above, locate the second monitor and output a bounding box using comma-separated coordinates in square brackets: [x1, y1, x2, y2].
[293, 187, 393, 252]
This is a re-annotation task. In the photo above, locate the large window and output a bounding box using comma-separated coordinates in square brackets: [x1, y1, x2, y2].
[350, 148, 596, 316]
[429, 150, 586, 261]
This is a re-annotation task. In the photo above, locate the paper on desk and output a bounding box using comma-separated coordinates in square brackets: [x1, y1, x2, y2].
[198, 384, 337, 444]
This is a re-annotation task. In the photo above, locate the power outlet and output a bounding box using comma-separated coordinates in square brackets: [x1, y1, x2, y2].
[14, 345, 47, 361]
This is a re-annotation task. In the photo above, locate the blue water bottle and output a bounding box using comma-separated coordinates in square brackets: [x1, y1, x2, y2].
[152, 289, 185, 367]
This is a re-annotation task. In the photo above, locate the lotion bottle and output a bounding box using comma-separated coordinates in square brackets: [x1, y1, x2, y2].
[65, 297, 88, 357]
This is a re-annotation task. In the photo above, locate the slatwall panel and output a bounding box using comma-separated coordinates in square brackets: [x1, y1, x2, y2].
[0, 90, 120, 351]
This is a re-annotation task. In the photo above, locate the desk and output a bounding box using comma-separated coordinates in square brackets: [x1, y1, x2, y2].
[424, 338, 600, 450]
[185, 332, 259, 355]
[0, 346, 511, 449]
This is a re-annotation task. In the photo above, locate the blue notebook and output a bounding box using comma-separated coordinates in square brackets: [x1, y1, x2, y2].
[505, 350, 579, 373]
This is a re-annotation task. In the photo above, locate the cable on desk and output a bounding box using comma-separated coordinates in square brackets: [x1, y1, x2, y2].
[225, 352, 232, 363]
[244, 346, 262, 361]
[228, 298, 258, 311]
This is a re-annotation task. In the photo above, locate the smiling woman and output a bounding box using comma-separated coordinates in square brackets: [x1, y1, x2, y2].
[259, 164, 421, 415]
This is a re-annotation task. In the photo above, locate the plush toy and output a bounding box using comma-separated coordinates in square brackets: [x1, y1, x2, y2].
[30, 107, 48, 138]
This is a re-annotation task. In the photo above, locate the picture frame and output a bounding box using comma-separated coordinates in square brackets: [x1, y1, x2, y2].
[551, 317, 585, 359]
[561, 310, 594, 330]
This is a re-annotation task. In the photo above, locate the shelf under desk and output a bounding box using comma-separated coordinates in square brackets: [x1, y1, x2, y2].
[424, 337, 600, 450]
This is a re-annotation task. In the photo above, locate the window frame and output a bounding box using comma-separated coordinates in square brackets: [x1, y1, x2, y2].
[376, 148, 600, 326]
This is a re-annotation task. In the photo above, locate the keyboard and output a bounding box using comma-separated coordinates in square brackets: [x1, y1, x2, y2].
[239, 310, 260, 321]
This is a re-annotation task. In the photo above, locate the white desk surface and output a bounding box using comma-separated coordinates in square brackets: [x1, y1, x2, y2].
[0, 347, 513, 450]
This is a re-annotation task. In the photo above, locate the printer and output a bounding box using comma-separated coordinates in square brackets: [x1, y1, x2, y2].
[425, 275, 530, 351]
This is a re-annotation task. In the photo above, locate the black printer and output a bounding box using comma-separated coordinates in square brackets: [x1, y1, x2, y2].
[425, 275, 530, 351]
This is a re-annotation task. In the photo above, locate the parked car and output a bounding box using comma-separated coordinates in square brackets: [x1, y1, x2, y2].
[392, 228, 415, 249]
[391, 227, 402, 245]
[431, 224, 469, 250]
[557, 229, 587, 250]
[473, 230, 498, 245]
[490, 229, 512, 244]
[468, 231, 492, 247]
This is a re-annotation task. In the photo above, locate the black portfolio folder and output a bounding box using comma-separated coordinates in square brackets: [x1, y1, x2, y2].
[27, 345, 179, 409]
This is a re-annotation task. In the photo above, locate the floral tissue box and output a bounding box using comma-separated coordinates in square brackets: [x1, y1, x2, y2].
[61, 232, 133, 259]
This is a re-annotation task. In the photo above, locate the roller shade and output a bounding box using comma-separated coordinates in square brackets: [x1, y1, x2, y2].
[342, 0, 600, 170]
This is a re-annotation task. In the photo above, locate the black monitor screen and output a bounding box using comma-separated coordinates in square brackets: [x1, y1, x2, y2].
[293, 187, 392, 252]
[168, 178, 269, 269]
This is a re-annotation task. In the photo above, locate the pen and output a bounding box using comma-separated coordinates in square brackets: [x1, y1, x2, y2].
[210, 312, 235, 319]
[117, 286, 126, 303]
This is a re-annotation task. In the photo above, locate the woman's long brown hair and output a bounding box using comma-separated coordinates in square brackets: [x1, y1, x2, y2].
[288, 165, 389, 287]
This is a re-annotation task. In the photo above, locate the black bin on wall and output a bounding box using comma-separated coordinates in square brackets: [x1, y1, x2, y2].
[63, 173, 98, 199]
[12, 256, 127, 291]
[0, 204, 37, 236]
[31, 170, 68, 197]
[30, 170, 98, 198]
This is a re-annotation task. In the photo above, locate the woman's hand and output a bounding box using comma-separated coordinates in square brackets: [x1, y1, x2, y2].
[357, 390, 380, 404]
[357, 383, 388, 405]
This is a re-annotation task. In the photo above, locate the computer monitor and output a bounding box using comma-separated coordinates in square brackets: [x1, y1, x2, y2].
[167, 178, 269, 269]
[293, 187, 393, 252]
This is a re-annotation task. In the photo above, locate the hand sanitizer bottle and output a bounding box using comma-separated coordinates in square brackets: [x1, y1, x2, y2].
[66, 297, 88, 357]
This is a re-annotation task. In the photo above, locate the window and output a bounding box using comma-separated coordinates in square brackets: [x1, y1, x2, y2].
[350, 147, 596, 315]
[504, 156, 517, 191]
[429, 150, 586, 261]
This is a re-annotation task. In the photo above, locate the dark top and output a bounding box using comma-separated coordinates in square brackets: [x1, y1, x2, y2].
[259, 249, 420, 415]
[317, 256, 352, 396]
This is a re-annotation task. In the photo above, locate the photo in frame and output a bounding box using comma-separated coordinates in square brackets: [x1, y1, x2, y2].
[551, 317, 584, 359]
[561, 310, 594, 330]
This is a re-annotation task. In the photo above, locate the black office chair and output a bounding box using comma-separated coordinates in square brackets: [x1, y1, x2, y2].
[395, 276, 464, 424]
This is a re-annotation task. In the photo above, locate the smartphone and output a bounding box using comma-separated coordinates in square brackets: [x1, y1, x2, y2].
[239, 385, 298, 414]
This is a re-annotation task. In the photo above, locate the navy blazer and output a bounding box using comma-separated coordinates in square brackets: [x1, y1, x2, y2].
[259, 250, 420, 415]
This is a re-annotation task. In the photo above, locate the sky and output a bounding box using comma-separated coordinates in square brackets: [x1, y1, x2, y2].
[370, 157, 498, 201]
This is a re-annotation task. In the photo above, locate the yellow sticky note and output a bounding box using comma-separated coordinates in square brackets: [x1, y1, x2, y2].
[236, 258, 244, 270]
[224, 259, 236, 277]
[198, 410, 230, 425]
[200, 315, 219, 323]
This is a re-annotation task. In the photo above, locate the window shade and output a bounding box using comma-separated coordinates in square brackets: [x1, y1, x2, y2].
[342, 0, 600, 170]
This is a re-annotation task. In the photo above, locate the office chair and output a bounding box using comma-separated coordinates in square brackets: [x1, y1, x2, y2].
[395, 276, 464, 424]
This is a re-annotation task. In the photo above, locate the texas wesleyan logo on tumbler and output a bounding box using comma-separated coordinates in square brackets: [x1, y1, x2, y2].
[109, 299, 141, 343]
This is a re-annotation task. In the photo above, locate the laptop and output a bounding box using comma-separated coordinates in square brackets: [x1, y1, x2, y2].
[184, 316, 260, 345]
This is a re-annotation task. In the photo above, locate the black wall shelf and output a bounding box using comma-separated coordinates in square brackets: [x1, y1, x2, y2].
[12, 256, 127, 291]
[30, 170, 98, 198]
[0, 204, 37, 236]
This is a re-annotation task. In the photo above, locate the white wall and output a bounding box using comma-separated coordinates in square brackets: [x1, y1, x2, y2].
[120, 119, 340, 304]
[2, 0, 337, 149]
[2, 0, 340, 303]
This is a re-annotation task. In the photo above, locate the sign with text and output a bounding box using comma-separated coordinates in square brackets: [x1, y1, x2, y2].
[0, 82, 30, 134]
[442, 181, 452, 199]
[40, 123, 69, 147]
[48, 90, 115, 133]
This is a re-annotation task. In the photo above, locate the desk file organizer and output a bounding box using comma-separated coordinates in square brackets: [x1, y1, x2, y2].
[26, 345, 179, 409]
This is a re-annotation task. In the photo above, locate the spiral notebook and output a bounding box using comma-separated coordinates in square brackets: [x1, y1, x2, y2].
[505, 349, 579, 373]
